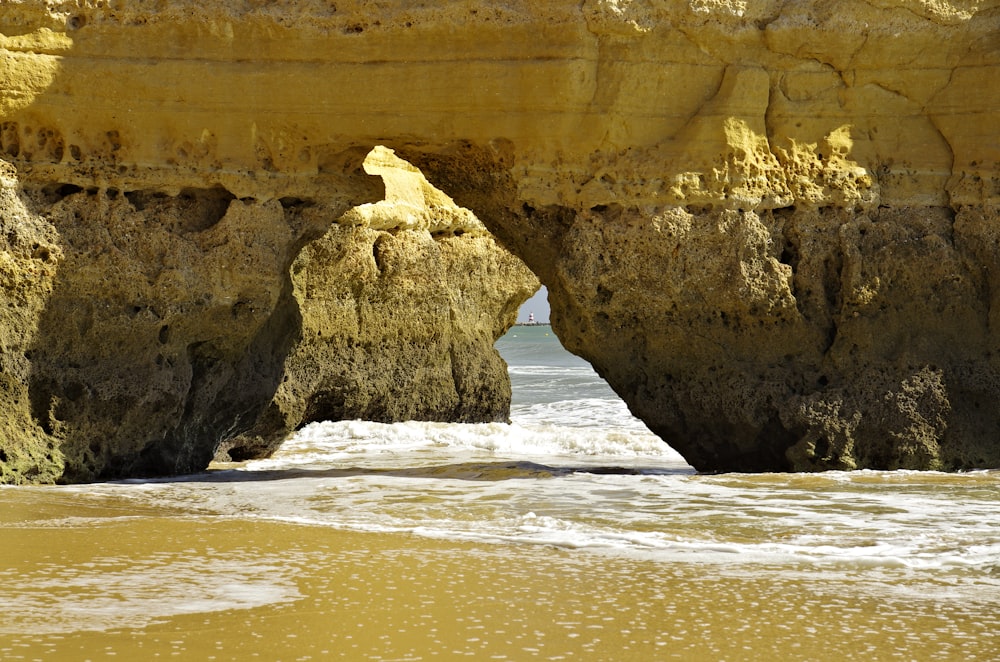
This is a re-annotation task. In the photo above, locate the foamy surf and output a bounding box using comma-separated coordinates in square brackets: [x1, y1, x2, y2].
[4, 326, 1000, 659]
[243, 417, 684, 472]
[182, 417, 1000, 574]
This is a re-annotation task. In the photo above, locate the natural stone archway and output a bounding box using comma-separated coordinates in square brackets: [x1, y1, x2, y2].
[0, 144, 536, 483]
[0, 1, 998, 481]
[217, 147, 537, 463]
[394, 144, 1000, 472]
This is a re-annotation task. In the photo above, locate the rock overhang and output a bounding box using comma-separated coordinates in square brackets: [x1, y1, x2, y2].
[0, 0, 998, 479]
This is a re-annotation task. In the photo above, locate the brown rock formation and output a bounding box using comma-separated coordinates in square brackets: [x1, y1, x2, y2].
[218, 148, 534, 462]
[0, 0, 997, 479]
[0, 142, 535, 483]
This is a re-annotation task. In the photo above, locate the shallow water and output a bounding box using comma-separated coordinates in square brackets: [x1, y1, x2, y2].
[3, 325, 999, 660]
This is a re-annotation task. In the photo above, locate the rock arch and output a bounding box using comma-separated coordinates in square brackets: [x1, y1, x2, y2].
[0, 0, 998, 481]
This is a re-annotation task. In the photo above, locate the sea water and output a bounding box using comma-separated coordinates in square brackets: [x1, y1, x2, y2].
[2, 324, 999, 660]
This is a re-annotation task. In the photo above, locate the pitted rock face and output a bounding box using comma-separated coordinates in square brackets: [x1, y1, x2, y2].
[218, 148, 535, 463]
[0, 0, 997, 480]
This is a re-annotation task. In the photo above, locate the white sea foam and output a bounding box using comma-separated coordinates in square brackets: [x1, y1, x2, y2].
[204, 423, 1000, 573]
[4, 329, 1000, 654]
[20, 443, 1000, 577]
[244, 416, 683, 472]
[507, 365, 594, 377]
[0, 552, 302, 634]
[8, 328, 1000, 609]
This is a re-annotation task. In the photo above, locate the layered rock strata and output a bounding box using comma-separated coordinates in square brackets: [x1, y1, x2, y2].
[1, 0, 997, 479]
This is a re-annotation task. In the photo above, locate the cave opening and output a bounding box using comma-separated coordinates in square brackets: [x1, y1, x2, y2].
[341, 147, 669, 461]
[215, 144, 683, 470]
[516, 285, 550, 325]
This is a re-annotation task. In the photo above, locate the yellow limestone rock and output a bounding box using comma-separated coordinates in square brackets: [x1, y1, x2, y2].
[0, 0, 997, 479]
[343, 146, 487, 234]
[218, 148, 535, 462]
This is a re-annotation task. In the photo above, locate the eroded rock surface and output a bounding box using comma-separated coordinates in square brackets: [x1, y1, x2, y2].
[218, 148, 534, 462]
[1, 0, 997, 479]
[0, 142, 535, 482]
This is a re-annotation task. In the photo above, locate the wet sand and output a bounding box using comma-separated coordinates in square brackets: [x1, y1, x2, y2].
[3, 513, 997, 661]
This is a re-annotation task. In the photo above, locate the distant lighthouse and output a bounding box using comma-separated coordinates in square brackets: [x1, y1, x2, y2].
[527, 312, 536, 325]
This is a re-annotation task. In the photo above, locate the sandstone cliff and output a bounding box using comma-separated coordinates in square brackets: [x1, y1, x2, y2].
[0, 141, 535, 483]
[0, 0, 997, 479]
[218, 148, 534, 462]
